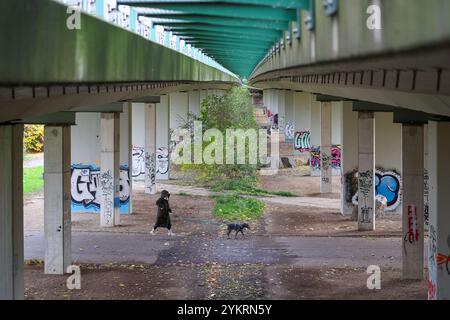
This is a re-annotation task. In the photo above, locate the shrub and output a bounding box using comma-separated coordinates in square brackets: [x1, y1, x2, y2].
[24, 125, 44, 153]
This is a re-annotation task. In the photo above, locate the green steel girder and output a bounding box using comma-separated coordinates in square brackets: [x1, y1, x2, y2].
[162, 24, 282, 38]
[140, 14, 289, 30]
[0, 0, 237, 85]
[185, 40, 268, 50]
[180, 36, 274, 47]
[174, 32, 276, 44]
[119, 0, 308, 9]
[118, 2, 297, 21]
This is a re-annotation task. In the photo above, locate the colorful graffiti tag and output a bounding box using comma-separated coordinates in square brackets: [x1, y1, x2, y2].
[156, 147, 169, 175]
[309, 145, 341, 171]
[71, 164, 130, 214]
[350, 168, 402, 212]
[294, 131, 311, 153]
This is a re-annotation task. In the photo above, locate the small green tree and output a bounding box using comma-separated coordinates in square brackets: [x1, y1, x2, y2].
[180, 87, 261, 187]
[24, 125, 44, 153]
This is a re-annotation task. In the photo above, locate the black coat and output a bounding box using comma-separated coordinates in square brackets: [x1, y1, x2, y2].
[154, 197, 172, 228]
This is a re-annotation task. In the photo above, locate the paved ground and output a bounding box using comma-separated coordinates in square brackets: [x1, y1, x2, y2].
[23, 175, 428, 300]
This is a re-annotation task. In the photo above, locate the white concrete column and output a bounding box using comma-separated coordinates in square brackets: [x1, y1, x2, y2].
[358, 112, 376, 231]
[120, 104, 132, 214]
[284, 90, 294, 141]
[200, 90, 208, 105]
[427, 121, 450, 300]
[0, 125, 24, 300]
[277, 90, 286, 143]
[310, 96, 321, 176]
[401, 124, 425, 280]
[341, 102, 359, 215]
[156, 95, 170, 180]
[100, 113, 121, 227]
[44, 126, 72, 274]
[145, 104, 157, 194]
[320, 102, 332, 193]
[188, 90, 201, 116]
[169, 92, 189, 130]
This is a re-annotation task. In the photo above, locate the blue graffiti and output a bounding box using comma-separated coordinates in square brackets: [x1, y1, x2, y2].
[375, 173, 400, 207]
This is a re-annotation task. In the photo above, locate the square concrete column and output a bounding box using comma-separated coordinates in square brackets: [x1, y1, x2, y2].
[188, 90, 201, 116]
[145, 104, 157, 194]
[277, 90, 286, 143]
[44, 126, 72, 275]
[156, 95, 170, 180]
[358, 112, 376, 231]
[341, 102, 359, 216]
[428, 121, 450, 300]
[100, 113, 121, 227]
[120, 104, 132, 214]
[320, 102, 333, 193]
[0, 125, 24, 300]
[401, 124, 425, 279]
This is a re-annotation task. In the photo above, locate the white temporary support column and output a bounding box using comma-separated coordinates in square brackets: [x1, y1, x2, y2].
[401, 124, 425, 280]
[100, 113, 121, 227]
[320, 102, 332, 193]
[156, 95, 170, 180]
[428, 121, 450, 300]
[358, 112, 376, 231]
[145, 104, 157, 194]
[0, 125, 24, 300]
[341, 102, 359, 216]
[188, 90, 201, 116]
[277, 90, 286, 142]
[120, 104, 132, 214]
[44, 126, 72, 274]
[310, 95, 321, 176]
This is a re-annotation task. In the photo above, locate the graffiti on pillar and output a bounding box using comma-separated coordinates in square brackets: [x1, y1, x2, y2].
[403, 205, 419, 248]
[358, 170, 374, 224]
[436, 235, 450, 276]
[284, 122, 294, 141]
[428, 224, 438, 300]
[309, 145, 341, 172]
[321, 152, 331, 171]
[71, 164, 130, 214]
[145, 152, 156, 194]
[424, 169, 430, 226]
[350, 168, 402, 212]
[294, 131, 311, 153]
[156, 147, 169, 175]
[100, 169, 114, 225]
[132, 146, 145, 178]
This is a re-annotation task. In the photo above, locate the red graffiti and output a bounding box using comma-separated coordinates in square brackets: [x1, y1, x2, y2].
[407, 205, 419, 243]
[437, 253, 450, 266]
[428, 280, 437, 300]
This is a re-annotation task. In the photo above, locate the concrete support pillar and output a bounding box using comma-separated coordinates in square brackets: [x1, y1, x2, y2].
[156, 95, 170, 180]
[427, 121, 450, 300]
[145, 104, 157, 194]
[44, 126, 72, 274]
[284, 90, 294, 141]
[358, 112, 376, 231]
[188, 90, 201, 116]
[320, 102, 332, 193]
[310, 96, 321, 176]
[100, 113, 121, 227]
[277, 90, 286, 142]
[341, 102, 359, 215]
[0, 125, 24, 300]
[401, 124, 424, 280]
[120, 104, 132, 214]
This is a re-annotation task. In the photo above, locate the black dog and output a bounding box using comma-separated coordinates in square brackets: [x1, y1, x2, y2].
[227, 223, 250, 239]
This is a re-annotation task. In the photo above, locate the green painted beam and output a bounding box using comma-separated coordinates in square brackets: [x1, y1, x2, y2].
[161, 24, 282, 38]
[172, 30, 276, 42]
[117, 2, 297, 21]
[0, 0, 237, 84]
[140, 14, 289, 30]
[119, 0, 307, 9]
[185, 41, 268, 51]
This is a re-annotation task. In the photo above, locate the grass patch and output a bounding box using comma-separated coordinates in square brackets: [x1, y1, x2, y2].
[178, 192, 191, 196]
[23, 166, 44, 195]
[213, 195, 265, 222]
[212, 179, 296, 197]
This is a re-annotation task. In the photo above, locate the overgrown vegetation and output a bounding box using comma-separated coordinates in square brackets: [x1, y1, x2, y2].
[180, 87, 261, 187]
[24, 166, 44, 195]
[212, 178, 295, 197]
[213, 195, 265, 222]
[24, 125, 44, 153]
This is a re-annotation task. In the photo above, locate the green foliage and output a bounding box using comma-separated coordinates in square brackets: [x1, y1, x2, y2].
[213, 194, 265, 222]
[180, 87, 261, 184]
[24, 125, 44, 153]
[212, 177, 296, 197]
[23, 166, 44, 195]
